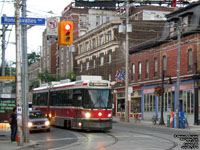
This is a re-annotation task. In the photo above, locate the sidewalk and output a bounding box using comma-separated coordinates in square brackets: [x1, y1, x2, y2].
[0, 131, 36, 150]
[112, 116, 200, 132]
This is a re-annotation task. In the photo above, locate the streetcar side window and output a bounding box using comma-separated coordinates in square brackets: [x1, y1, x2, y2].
[73, 89, 83, 107]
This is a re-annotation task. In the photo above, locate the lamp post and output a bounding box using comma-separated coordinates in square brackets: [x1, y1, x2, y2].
[159, 70, 165, 125]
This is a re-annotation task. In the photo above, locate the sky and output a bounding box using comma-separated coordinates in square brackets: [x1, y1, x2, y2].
[0, 0, 73, 64]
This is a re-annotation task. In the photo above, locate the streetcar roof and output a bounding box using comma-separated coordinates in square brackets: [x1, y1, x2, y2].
[33, 79, 110, 92]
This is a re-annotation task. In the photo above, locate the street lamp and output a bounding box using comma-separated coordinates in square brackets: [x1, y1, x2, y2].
[159, 70, 165, 125]
[159, 71, 173, 125]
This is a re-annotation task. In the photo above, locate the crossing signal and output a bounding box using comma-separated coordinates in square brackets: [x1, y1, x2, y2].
[58, 21, 73, 45]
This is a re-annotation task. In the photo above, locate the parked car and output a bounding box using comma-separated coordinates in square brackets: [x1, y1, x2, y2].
[28, 110, 50, 132]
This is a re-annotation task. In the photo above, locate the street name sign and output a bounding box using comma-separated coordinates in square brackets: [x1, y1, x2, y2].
[1, 16, 45, 25]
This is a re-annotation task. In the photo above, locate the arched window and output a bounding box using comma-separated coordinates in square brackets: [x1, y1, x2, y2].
[132, 64, 135, 80]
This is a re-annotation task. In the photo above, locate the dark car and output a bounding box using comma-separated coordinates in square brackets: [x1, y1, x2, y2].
[28, 110, 50, 132]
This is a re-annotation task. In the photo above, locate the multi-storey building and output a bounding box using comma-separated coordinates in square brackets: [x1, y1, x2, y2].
[40, 29, 57, 75]
[74, 20, 165, 81]
[74, 5, 174, 81]
[28, 62, 40, 101]
[56, 2, 121, 78]
[114, 1, 200, 125]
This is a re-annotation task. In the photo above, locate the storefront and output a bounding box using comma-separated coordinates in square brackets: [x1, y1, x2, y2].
[142, 80, 194, 122]
[114, 87, 141, 119]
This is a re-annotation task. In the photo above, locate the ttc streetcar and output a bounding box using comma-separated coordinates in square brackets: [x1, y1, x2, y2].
[32, 76, 112, 131]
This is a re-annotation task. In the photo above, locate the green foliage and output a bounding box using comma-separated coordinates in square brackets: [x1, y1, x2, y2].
[28, 52, 40, 67]
[29, 80, 40, 91]
[66, 71, 76, 81]
[0, 62, 16, 76]
[38, 70, 59, 83]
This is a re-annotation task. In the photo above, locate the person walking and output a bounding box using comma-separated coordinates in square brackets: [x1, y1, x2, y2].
[9, 107, 17, 143]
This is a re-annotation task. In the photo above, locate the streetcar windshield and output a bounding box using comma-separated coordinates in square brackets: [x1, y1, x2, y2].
[84, 89, 112, 108]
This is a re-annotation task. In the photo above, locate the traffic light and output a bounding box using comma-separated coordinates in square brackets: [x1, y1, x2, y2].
[58, 21, 73, 45]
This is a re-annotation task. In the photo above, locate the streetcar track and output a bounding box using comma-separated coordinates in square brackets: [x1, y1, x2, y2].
[129, 130, 178, 150]
[97, 132, 119, 150]
[49, 131, 89, 150]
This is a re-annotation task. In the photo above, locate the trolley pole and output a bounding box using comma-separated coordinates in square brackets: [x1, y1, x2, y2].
[125, 0, 130, 123]
[15, 0, 23, 146]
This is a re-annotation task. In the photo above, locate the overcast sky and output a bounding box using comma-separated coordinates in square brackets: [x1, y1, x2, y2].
[0, 0, 72, 64]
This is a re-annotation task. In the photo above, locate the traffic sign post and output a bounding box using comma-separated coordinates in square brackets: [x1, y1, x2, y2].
[1, 16, 45, 25]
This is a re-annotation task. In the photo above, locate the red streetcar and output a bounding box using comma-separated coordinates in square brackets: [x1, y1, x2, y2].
[32, 76, 112, 131]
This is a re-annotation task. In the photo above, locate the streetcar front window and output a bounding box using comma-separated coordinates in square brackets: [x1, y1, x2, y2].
[84, 89, 111, 108]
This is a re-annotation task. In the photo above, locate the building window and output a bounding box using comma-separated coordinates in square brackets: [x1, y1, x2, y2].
[80, 15, 87, 26]
[188, 49, 193, 72]
[145, 60, 149, 79]
[154, 58, 158, 77]
[138, 61, 142, 80]
[99, 35, 104, 45]
[105, 31, 112, 42]
[100, 56, 104, 66]
[109, 74, 111, 81]
[86, 62, 89, 70]
[180, 90, 194, 114]
[86, 42, 90, 51]
[80, 64, 82, 72]
[132, 64, 135, 80]
[108, 53, 112, 63]
[79, 45, 83, 54]
[93, 59, 96, 68]
[92, 38, 96, 48]
[106, 17, 110, 23]
[96, 16, 100, 26]
[163, 56, 167, 73]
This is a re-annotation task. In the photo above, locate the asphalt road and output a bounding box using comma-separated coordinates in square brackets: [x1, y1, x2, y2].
[21, 122, 200, 150]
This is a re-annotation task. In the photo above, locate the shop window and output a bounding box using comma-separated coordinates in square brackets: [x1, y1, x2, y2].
[117, 99, 125, 112]
[131, 98, 141, 113]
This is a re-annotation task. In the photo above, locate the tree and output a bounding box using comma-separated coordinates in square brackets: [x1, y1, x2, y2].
[0, 61, 16, 76]
[38, 70, 59, 83]
[66, 71, 76, 81]
[28, 52, 40, 67]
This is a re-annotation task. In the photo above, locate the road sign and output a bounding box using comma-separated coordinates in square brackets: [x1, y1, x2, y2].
[1, 16, 45, 25]
[46, 17, 59, 36]
[0, 76, 15, 80]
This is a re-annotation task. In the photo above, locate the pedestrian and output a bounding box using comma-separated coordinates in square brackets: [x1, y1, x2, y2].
[9, 107, 17, 143]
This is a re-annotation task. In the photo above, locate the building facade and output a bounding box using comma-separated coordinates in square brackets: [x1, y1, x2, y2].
[114, 2, 200, 125]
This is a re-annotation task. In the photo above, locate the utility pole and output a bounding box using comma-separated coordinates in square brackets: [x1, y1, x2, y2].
[1, 18, 6, 77]
[176, 18, 182, 128]
[125, 0, 130, 122]
[15, 0, 23, 146]
[21, 0, 29, 143]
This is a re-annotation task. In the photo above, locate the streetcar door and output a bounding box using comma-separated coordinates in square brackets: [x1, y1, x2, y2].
[73, 90, 83, 128]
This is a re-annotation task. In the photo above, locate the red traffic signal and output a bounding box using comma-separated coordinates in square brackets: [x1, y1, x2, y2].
[58, 21, 73, 45]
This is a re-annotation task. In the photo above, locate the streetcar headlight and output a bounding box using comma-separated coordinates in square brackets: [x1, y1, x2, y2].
[85, 112, 91, 119]
[98, 112, 102, 117]
[28, 122, 33, 128]
[45, 120, 50, 126]
[108, 113, 112, 118]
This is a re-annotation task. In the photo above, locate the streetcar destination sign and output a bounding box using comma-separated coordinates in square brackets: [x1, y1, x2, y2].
[1, 16, 45, 25]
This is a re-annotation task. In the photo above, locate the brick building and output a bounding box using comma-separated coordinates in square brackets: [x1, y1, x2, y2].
[56, 2, 120, 78]
[114, 1, 200, 125]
